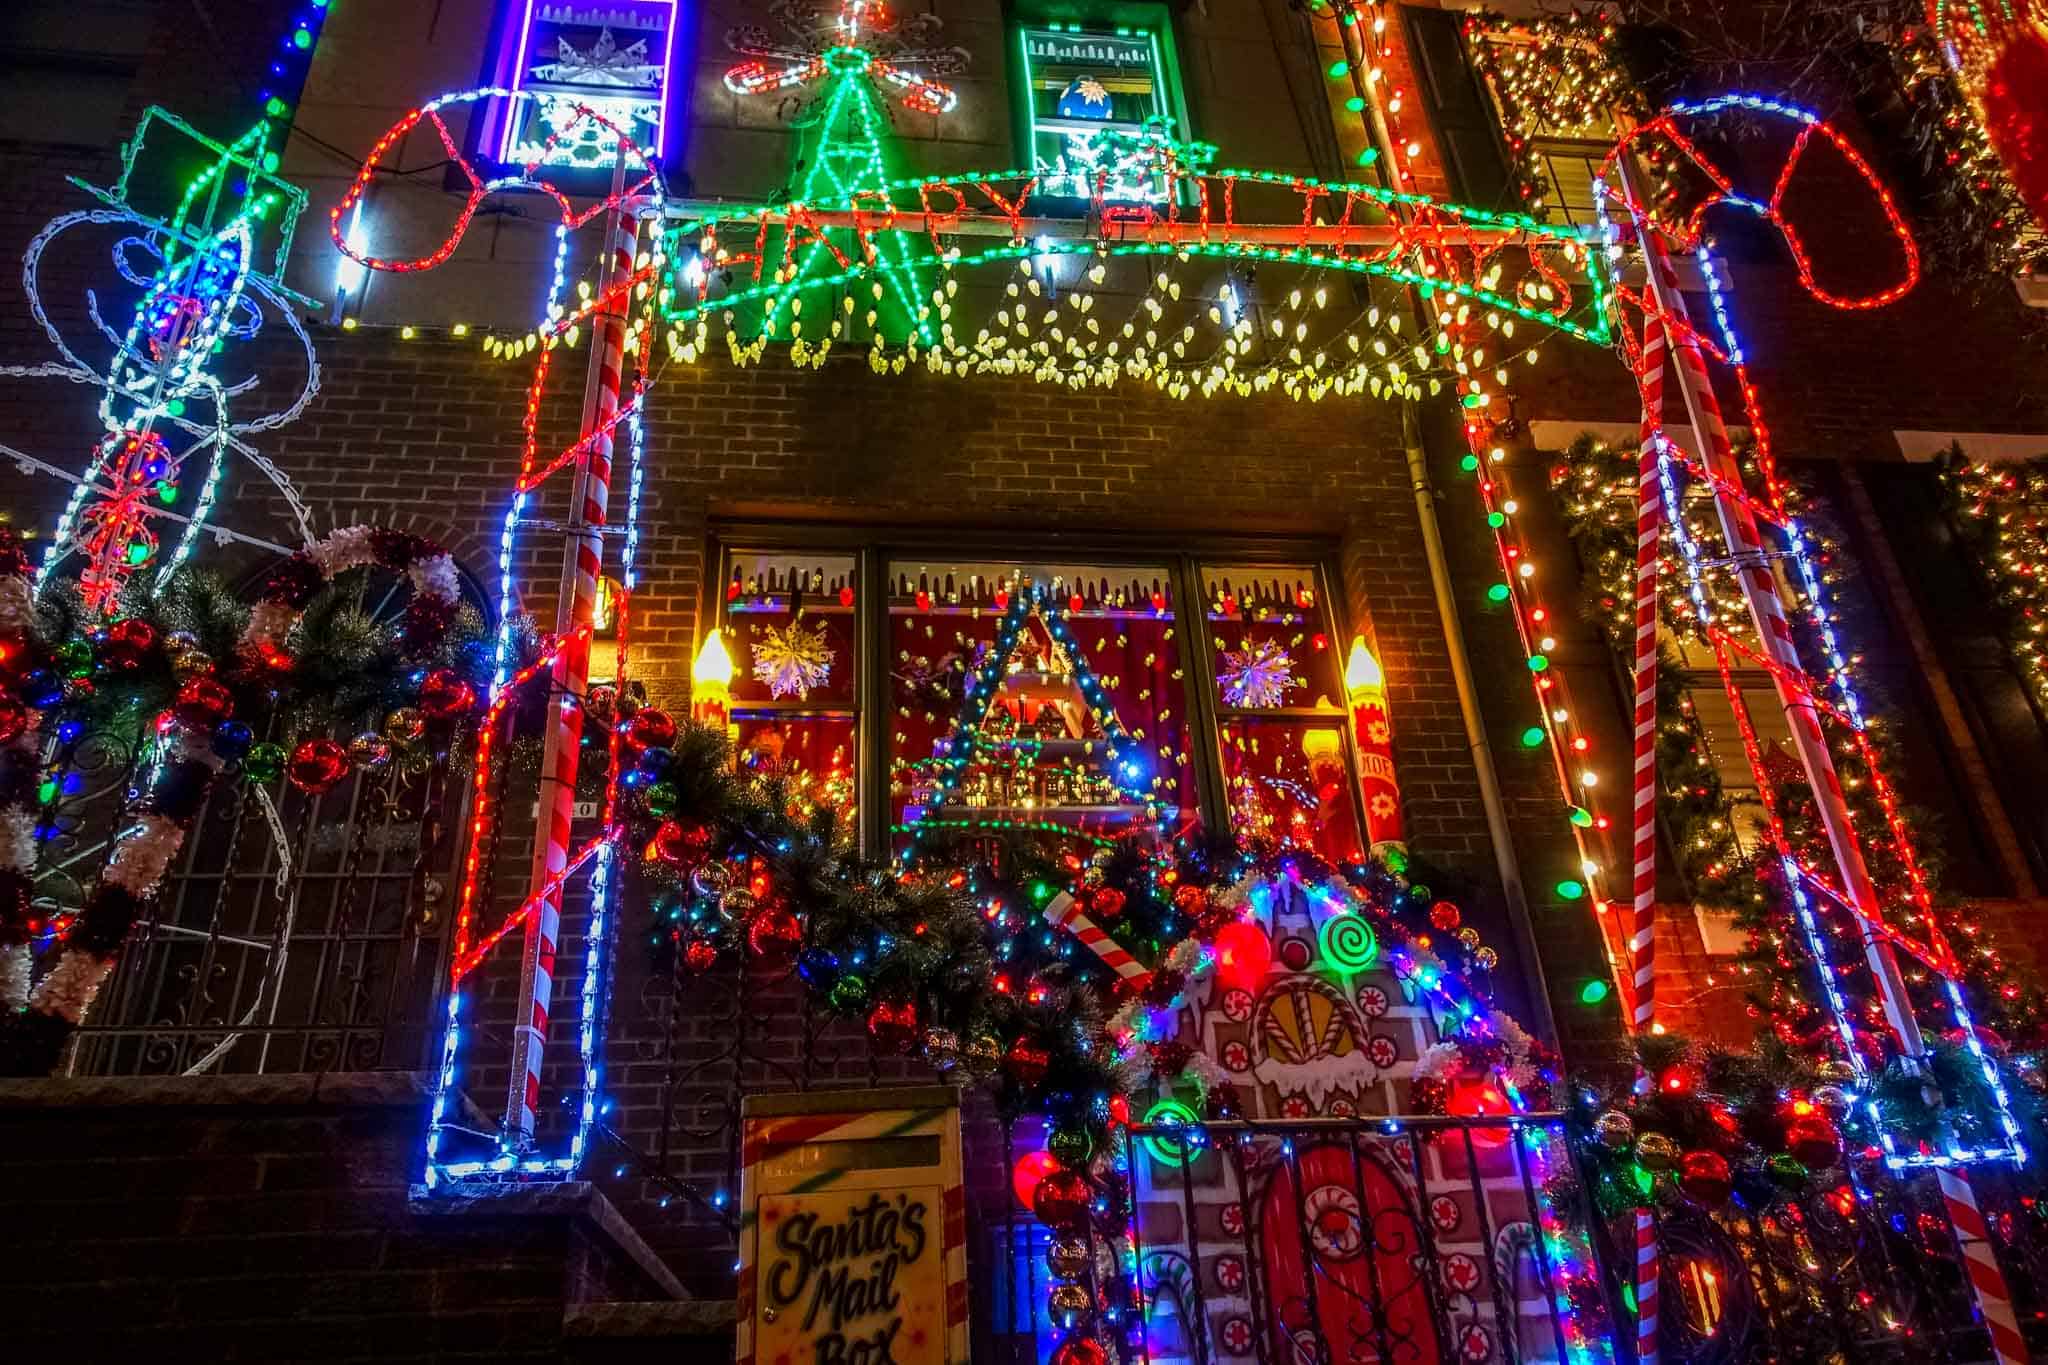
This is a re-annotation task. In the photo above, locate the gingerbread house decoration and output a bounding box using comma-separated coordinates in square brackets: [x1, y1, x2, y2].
[1128, 876, 1569, 1363]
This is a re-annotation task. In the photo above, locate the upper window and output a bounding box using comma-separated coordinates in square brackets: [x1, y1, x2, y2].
[707, 534, 1367, 863]
[1012, 10, 1191, 203]
[1467, 32, 1618, 227]
[475, 0, 683, 171]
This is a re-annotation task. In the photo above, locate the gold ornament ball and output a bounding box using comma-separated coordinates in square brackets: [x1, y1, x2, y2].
[1475, 947, 1499, 971]
[1811, 1084, 1852, 1117]
[1635, 1131, 1681, 1171]
[1047, 1283, 1093, 1323]
[346, 732, 393, 768]
[922, 1027, 961, 1072]
[384, 707, 426, 743]
[169, 648, 214, 681]
[1047, 1237, 1091, 1280]
[963, 1032, 1003, 1076]
[718, 888, 758, 923]
[1593, 1110, 1635, 1150]
[1814, 1060, 1856, 1084]
[1457, 926, 1482, 948]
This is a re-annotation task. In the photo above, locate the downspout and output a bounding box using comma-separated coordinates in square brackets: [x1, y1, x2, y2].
[1402, 402, 1558, 1044]
[1326, 2, 1558, 1041]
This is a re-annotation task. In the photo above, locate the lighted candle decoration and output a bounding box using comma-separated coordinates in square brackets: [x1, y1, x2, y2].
[692, 628, 735, 737]
[1345, 637, 1404, 858]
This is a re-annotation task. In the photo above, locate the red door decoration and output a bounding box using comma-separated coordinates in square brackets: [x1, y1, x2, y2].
[1258, 1144, 1444, 1365]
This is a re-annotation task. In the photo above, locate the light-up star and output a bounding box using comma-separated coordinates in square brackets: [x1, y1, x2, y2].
[724, 0, 967, 116]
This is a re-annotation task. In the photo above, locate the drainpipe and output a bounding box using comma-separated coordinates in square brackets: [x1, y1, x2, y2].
[1403, 400, 1558, 1045]
[1318, 0, 1557, 1040]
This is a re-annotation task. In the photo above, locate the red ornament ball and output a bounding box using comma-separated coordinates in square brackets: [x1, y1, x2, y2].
[1011, 1149, 1061, 1209]
[1429, 899, 1461, 931]
[1659, 1063, 1700, 1097]
[1050, 1338, 1108, 1365]
[1090, 887, 1126, 920]
[1006, 1036, 1052, 1087]
[866, 999, 920, 1053]
[0, 697, 28, 745]
[286, 737, 351, 794]
[105, 618, 157, 654]
[1679, 1149, 1733, 1207]
[1031, 1169, 1092, 1232]
[1213, 919, 1273, 987]
[1785, 1115, 1843, 1170]
[652, 819, 714, 866]
[623, 706, 677, 753]
[173, 676, 235, 729]
[746, 905, 803, 971]
[683, 938, 720, 974]
[418, 668, 476, 719]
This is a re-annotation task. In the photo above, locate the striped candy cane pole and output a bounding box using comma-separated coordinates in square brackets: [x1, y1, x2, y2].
[505, 203, 639, 1146]
[1630, 309, 1668, 1034]
[1631, 193, 2025, 1361]
[1938, 1167, 2028, 1365]
[1044, 892, 1150, 985]
[1635, 1207, 1659, 1365]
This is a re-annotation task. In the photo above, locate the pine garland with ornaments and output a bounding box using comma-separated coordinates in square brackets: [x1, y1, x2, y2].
[617, 712, 1536, 1138]
[1550, 433, 2048, 1055]
[1577, 1031, 2048, 1215]
[0, 526, 509, 1073]
[610, 714, 1584, 1363]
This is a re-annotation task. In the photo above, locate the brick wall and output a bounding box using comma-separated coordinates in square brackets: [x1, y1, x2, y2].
[0, 1073, 703, 1362]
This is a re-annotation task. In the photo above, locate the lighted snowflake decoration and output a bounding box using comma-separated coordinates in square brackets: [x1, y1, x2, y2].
[752, 620, 836, 699]
[1218, 638, 1297, 707]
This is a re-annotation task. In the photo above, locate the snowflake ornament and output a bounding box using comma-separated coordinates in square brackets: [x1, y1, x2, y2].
[752, 620, 836, 699]
[1218, 639, 1298, 708]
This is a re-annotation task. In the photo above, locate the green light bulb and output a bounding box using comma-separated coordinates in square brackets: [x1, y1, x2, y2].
[1555, 879, 1585, 900]
[1487, 583, 1511, 603]
[1579, 979, 1610, 1005]
[1328, 59, 1350, 79]
[1521, 726, 1545, 748]
[1527, 654, 1549, 672]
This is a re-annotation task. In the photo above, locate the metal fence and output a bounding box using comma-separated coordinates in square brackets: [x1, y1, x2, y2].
[41, 720, 461, 1078]
[1088, 1114, 1592, 1365]
[1591, 1162, 2048, 1365]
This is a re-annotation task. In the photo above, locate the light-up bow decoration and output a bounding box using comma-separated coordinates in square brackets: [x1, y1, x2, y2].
[724, 0, 968, 114]
[4, 108, 322, 614]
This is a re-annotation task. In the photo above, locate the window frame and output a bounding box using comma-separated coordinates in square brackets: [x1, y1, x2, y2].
[1003, 0, 1197, 206]
[704, 522, 1368, 859]
[467, 0, 689, 182]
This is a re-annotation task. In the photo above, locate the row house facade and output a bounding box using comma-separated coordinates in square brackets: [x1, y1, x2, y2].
[3, 0, 2048, 1360]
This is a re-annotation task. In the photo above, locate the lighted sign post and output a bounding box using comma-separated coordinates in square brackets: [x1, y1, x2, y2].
[737, 1087, 969, 1365]
[1345, 638, 1404, 858]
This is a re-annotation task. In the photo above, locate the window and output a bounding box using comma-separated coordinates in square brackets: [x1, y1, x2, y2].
[474, 0, 683, 171]
[721, 550, 861, 821]
[707, 534, 1369, 860]
[1011, 7, 1192, 203]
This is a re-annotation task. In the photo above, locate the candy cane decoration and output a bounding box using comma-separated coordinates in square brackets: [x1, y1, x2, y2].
[1937, 1168, 2028, 1365]
[1630, 309, 1667, 1034]
[1635, 1208, 1660, 1365]
[1044, 892, 1150, 985]
[507, 204, 639, 1145]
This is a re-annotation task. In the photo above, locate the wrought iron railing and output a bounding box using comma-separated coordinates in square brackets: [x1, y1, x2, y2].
[1089, 1114, 1595, 1365]
[40, 719, 462, 1078]
[1586, 1161, 2048, 1365]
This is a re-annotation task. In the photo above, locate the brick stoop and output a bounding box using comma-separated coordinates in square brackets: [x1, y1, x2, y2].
[0, 1071, 707, 1364]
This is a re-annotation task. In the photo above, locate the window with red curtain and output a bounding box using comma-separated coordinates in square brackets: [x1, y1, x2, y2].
[721, 550, 859, 821]
[709, 537, 1371, 863]
[1202, 564, 1364, 864]
[886, 560, 1194, 851]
